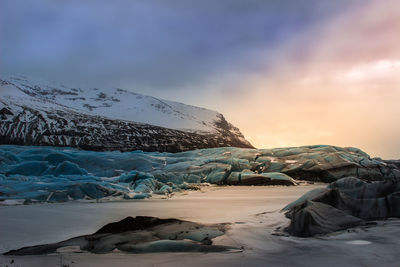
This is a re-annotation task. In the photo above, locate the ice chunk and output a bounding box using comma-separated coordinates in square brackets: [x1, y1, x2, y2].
[6, 161, 49, 176]
[54, 161, 88, 176]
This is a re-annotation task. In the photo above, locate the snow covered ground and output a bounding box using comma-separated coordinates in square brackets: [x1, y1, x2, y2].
[1, 185, 399, 267]
[0, 74, 240, 134]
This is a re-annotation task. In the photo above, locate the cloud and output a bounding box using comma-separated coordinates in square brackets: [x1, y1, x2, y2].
[1, 0, 358, 90]
[337, 60, 400, 85]
[219, 0, 400, 158]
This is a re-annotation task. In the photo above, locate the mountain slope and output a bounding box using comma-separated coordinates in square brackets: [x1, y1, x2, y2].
[0, 75, 253, 152]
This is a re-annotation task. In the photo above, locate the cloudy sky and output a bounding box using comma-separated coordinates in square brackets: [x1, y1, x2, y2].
[1, 0, 400, 158]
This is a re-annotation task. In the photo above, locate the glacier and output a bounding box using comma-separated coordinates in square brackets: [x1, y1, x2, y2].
[0, 145, 399, 204]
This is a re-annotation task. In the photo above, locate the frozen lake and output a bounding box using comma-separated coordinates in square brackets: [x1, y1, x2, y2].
[1, 185, 399, 267]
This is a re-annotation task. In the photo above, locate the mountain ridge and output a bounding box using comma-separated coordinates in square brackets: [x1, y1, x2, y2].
[0, 75, 253, 152]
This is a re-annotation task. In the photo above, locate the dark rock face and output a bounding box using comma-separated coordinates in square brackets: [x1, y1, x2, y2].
[95, 216, 181, 234]
[283, 177, 400, 237]
[4, 216, 236, 255]
[0, 104, 253, 152]
[384, 160, 400, 170]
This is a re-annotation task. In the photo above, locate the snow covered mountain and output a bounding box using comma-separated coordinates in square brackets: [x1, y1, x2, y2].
[0, 75, 253, 152]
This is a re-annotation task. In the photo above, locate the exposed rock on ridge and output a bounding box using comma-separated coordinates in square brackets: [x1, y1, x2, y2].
[0, 75, 253, 152]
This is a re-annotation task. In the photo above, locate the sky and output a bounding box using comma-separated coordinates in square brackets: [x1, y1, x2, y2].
[1, 0, 400, 158]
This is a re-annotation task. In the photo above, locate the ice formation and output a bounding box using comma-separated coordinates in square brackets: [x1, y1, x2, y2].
[0, 145, 399, 203]
[4, 216, 236, 255]
[283, 177, 400, 237]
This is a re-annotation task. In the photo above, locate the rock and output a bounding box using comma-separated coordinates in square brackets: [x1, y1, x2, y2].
[284, 177, 400, 237]
[261, 172, 297, 185]
[179, 182, 201, 190]
[239, 170, 271, 185]
[282, 187, 330, 211]
[206, 171, 228, 184]
[96, 216, 180, 234]
[226, 172, 241, 185]
[4, 216, 235, 255]
[154, 185, 173, 195]
[266, 162, 285, 172]
[393, 169, 400, 179]
[285, 201, 364, 237]
[384, 160, 400, 169]
[226, 171, 296, 185]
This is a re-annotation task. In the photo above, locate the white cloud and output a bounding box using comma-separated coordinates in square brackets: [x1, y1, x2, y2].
[342, 60, 400, 83]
